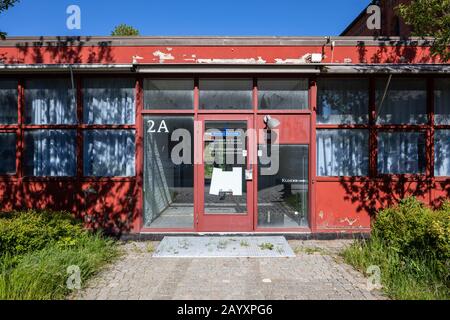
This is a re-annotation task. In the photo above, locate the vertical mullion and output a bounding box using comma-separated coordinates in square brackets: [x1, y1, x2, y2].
[134, 76, 144, 232]
[369, 77, 377, 178]
[309, 77, 317, 232]
[17, 78, 24, 179]
[76, 77, 83, 178]
[427, 77, 435, 204]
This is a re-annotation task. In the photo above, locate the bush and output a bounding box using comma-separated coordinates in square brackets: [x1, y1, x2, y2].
[0, 234, 119, 300]
[372, 197, 450, 275]
[343, 197, 450, 300]
[0, 210, 86, 258]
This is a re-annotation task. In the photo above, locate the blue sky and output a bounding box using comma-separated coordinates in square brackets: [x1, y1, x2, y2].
[0, 0, 368, 36]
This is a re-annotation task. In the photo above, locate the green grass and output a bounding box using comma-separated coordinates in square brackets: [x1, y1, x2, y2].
[0, 210, 120, 300]
[343, 235, 449, 300]
[0, 233, 119, 300]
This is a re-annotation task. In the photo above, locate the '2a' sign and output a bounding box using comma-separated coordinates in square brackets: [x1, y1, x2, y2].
[147, 120, 169, 133]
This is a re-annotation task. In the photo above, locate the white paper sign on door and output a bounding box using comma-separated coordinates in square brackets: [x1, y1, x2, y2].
[209, 167, 242, 196]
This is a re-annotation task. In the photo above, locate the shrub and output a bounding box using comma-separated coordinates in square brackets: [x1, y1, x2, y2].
[373, 197, 450, 274]
[343, 197, 450, 300]
[0, 234, 119, 300]
[0, 210, 86, 258]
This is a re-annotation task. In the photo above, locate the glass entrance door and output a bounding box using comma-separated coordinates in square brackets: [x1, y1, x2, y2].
[197, 115, 254, 232]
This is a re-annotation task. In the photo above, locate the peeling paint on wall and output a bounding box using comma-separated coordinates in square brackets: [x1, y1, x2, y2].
[153, 50, 175, 63]
[274, 53, 312, 64]
[196, 57, 267, 64]
[340, 217, 358, 226]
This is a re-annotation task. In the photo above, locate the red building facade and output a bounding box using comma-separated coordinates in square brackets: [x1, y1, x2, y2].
[0, 36, 448, 236]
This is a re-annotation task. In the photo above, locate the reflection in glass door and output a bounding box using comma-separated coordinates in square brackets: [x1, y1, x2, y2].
[204, 121, 248, 214]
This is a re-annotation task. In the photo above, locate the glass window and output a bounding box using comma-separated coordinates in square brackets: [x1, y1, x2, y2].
[83, 130, 135, 177]
[144, 79, 193, 109]
[434, 79, 450, 125]
[25, 79, 76, 125]
[258, 145, 309, 228]
[317, 129, 369, 176]
[317, 78, 369, 124]
[376, 78, 427, 124]
[378, 132, 426, 174]
[258, 79, 308, 110]
[143, 117, 194, 228]
[0, 133, 16, 175]
[435, 130, 450, 176]
[83, 78, 135, 125]
[0, 80, 18, 124]
[24, 130, 76, 177]
[200, 79, 252, 109]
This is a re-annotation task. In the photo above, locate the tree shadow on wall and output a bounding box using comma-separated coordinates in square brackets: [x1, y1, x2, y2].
[6, 36, 115, 64]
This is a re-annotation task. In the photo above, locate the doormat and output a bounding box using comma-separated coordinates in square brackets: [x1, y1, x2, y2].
[153, 236, 295, 258]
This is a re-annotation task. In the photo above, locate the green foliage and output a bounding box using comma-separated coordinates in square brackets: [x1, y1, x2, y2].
[0, 210, 86, 258]
[0, 210, 119, 300]
[0, 234, 119, 300]
[111, 24, 140, 36]
[397, 0, 450, 61]
[0, 0, 20, 39]
[343, 197, 450, 300]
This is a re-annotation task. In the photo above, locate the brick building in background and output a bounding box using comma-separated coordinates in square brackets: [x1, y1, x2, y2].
[341, 0, 413, 37]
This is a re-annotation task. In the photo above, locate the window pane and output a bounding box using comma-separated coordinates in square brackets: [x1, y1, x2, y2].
[144, 79, 193, 109]
[0, 80, 18, 124]
[25, 79, 76, 125]
[24, 130, 76, 177]
[83, 130, 135, 177]
[258, 145, 309, 228]
[200, 79, 252, 109]
[143, 117, 194, 228]
[258, 79, 308, 110]
[83, 78, 135, 125]
[376, 78, 427, 124]
[378, 132, 426, 174]
[434, 79, 450, 125]
[435, 130, 450, 176]
[317, 78, 369, 124]
[0, 133, 16, 175]
[317, 129, 369, 176]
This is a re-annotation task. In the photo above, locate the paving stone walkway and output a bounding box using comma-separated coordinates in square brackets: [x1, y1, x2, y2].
[72, 240, 386, 300]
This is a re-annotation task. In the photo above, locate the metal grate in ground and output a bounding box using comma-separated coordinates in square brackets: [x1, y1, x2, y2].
[153, 236, 295, 258]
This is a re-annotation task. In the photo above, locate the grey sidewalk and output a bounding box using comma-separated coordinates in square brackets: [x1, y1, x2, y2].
[72, 240, 386, 300]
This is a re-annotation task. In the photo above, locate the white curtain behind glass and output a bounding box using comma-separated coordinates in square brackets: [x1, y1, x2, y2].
[376, 78, 427, 124]
[317, 129, 369, 176]
[25, 79, 76, 124]
[434, 79, 450, 125]
[83, 79, 135, 125]
[83, 130, 135, 177]
[25, 130, 76, 176]
[378, 132, 426, 174]
[0, 80, 18, 124]
[435, 130, 450, 176]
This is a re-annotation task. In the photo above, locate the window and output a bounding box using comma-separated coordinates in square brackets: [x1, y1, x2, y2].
[83, 78, 135, 125]
[434, 79, 450, 125]
[435, 130, 450, 176]
[258, 79, 308, 110]
[0, 80, 18, 124]
[0, 133, 16, 175]
[24, 130, 76, 177]
[144, 79, 194, 109]
[200, 79, 252, 109]
[143, 117, 194, 228]
[317, 129, 369, 176]
[258, 145, 309, 228]
[25, 79, 76, 125]
[317, 78, 369, 124]
[376, 78, 427, 124]
[378, 132, 426, 174]
[83, 130, 135, 177]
